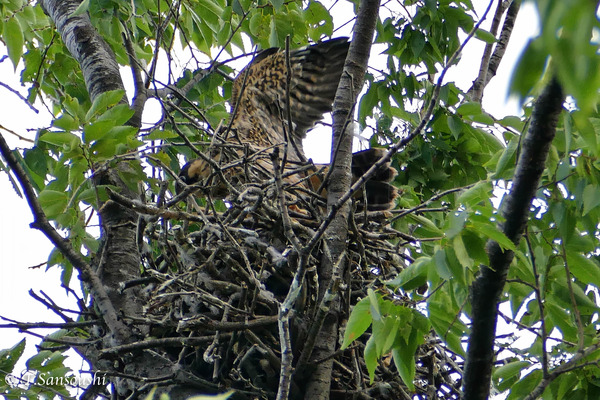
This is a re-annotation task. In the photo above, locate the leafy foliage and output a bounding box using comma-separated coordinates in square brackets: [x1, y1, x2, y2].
[2, 0, 600, 399]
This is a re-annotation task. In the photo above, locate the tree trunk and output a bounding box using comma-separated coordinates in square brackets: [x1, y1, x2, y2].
[304, 1, 381, 399]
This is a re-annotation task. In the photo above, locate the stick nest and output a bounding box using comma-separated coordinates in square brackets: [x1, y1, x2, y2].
[112, 149, 463, 399]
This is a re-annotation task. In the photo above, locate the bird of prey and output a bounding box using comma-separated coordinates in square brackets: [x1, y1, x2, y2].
[178, 37, 397, 212]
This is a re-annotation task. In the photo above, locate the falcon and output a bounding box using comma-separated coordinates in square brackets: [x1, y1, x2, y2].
[178, 38, 397, 212]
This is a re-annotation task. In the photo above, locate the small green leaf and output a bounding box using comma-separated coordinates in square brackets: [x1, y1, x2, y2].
[566, 251, 600, 289]
[367, 288, 381, 320]
[96, 103, 135, 126]
[268, 17, 278, 47]
[545, 300, 578, 342]
[510, 38, 548, 101]
[232, 0, 244, 15]
[0, 339, 26, 373]
[447, 114, 463, 138]
[364, 336, 378, 383]
[434, 248, 452, 280]
[145, 129, 179, 140]
[38, 131, 81, 148]
[493, 136, 519, 179]
[85, 90, 126, 122]
[445, 210, 468, 239]
[457, 102, 482, 116]
[499, 115, 524, 131]
[3, 18, 24, 70]
[582, 184, 600, 215]
[457, 181, 492, 207]
[341, 297, 372, 349]
[71, 0, 91, 16]
[52, 114, 79, 131]
[392, 346, 416, 392]
[507, 369, 542, 400]
[38, 190, 68, 219]
[468, 221, 516, 251]
[493, 360, 530, 382]
[475, 28, 497, 44]
[386, 256, 430, 291]
[270, 0, 283, 10]
[453, 235, 473, 269]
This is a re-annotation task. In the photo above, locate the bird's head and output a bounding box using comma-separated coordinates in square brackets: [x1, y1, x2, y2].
[176, 159, 205, 195]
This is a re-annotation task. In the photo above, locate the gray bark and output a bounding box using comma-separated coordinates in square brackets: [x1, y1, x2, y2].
[304, 1, 381, 399]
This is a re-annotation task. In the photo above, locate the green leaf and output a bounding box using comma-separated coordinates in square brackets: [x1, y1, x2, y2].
[341, 297, 372, 349]
[367, 288, 381, 320]
[249, 12, 263, 36]
[52, 114, 79, 131]
[453, 235, 473, 270]
[145, 129, 179, 140]
[372, 316, 400, 355]
[386, 256, 430, 291]
[493, 360, 530, 382]
[38, 190, 68, 219]
[545, 300, 578, 342]
[468, 221, 516, 252]
[566, 251, 600, 289]
[510, 38, 548, 101]
[428, 295, 466, 356]
[457, 181, 492, 208]
[268, 17, 278, 47]
[492, 136, 518, 179]
[392, 310, 429, 391]
[582, 184, 600, 215]
[551, 279, 598, 311]
[364, 336, 378, 383]
[499, 115, 524, 131]
[38, 131, 81, 148]
[270, 0, 283, 11]
[447, 114, 463, 139]
[445, 210, 468, 239]
[0, 339, 26, 373]
[85, 90, 126, 122]
[507, 369, 542, 400]
[83, 120, 116, 143]
[71, 0, 91, 16]
[457, 102, 482, 116]
[392, 345, 416, 391]
[232, 0, 244, 15]
[475, 28, 497, 44]
[3, 18, 24, 70]
[96, 103, 135, 126]
[434, 247, 452, 280]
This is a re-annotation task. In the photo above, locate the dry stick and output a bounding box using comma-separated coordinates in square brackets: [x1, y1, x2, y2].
[524, 230, 549, 377]
[271, 146, 303, 400]
[122, 30, 146, 128]
[467, 0, 508, 102]
[482, 0, 521, 93]
[0, 133, 130, 343]
[391, 184, 475, 223]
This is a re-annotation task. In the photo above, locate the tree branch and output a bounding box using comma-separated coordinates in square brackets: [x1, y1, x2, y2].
[0, 133, 130, 343]
[462, 77, 564, 400]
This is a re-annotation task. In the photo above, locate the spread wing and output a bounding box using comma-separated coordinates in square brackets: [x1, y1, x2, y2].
[229, 37, 350, 162]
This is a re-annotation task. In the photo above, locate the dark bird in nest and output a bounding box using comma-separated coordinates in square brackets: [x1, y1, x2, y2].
[178, 37, 397, 212]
